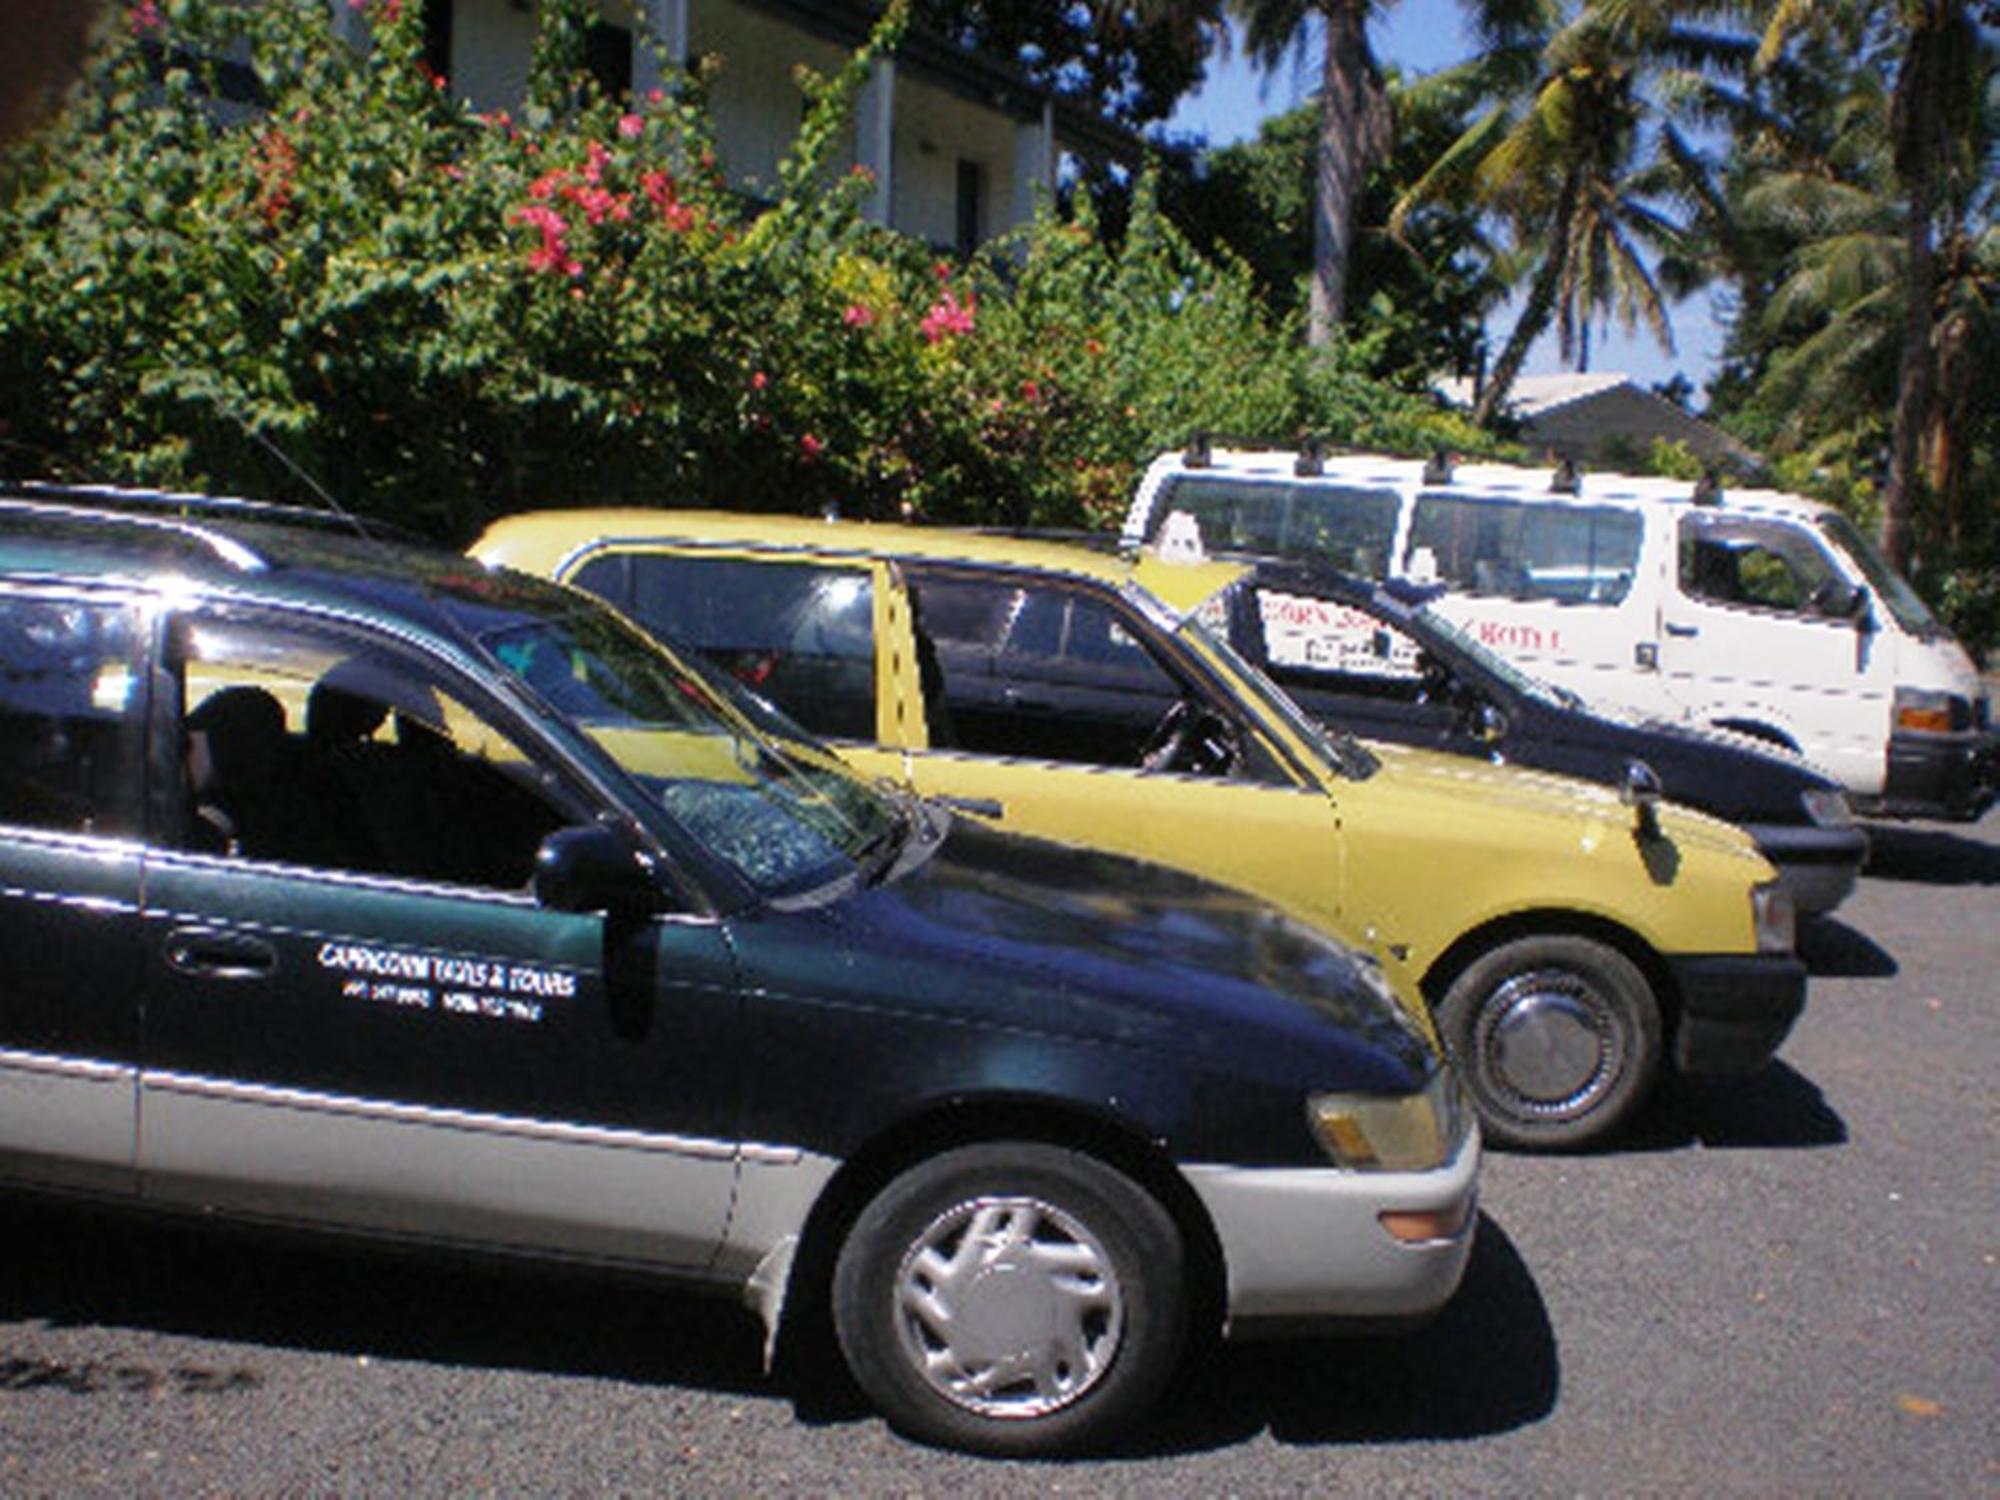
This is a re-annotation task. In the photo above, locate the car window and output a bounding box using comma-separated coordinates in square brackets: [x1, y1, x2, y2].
[1679, 514, 1842, 617]
[0, 593, 144, 836]
[1406, 493, 1641, 604]
[572, 552, 877, 742]
[171, 614, 569, 890]
[1151, 476, 1401, 579]
[910, 573, 1183, 767]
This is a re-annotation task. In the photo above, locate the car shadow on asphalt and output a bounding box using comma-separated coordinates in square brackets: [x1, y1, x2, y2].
[2, 1193, 1556, 1458]
[1859, 823, 2000, 885]
[1798, 915, 1898, 978]
[1114, 1212, 1555, 1454]
[1614, 1062, 1848, 1153]
[0, 1196, 769, 1398]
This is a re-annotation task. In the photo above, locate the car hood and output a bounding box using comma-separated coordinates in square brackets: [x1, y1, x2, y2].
[1364, 742, 1766, 865]
[803, 817, 1440, 1095]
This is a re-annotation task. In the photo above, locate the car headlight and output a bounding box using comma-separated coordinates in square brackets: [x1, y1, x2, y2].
[1308, 1068, 1469, 1172]
[1893, 687, 1972, 734]
[1752, 880, 1795, 954]
[1800, 787, 1855, 827]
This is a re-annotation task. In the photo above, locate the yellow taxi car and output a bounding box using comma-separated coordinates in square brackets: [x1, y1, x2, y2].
[472, 510, 1807, 1149]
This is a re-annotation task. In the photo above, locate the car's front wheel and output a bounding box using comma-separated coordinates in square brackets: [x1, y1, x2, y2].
[831, 1142, 1185, 1455]
[1437, 934, 1663, 1150]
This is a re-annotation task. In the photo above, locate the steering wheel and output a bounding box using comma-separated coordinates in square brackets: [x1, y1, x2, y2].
[1413, 651, 1453, 706]
[1138, 699, 1195, 773]
[1139, 699, 1238, 776]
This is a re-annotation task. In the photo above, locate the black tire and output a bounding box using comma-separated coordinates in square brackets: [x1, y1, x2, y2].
[831, 1142, 1185, 1456]
[1437, 934, 1663, 1151]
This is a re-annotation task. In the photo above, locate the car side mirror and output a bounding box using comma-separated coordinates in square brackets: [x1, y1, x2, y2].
[1621, 759, 1664, 840]
[533, 824, 660, 917]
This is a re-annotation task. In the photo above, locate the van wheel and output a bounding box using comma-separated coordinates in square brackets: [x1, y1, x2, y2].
[1438, 935, 1662, 1151]
[832, 1143, 1185, 1456]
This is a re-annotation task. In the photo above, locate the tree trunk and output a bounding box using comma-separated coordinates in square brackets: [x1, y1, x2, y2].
[1473, 181, 1577, 429]
[1308, 1, 1380, 346]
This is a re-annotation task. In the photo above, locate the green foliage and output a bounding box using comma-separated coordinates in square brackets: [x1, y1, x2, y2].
[0, 0, 1476, 543]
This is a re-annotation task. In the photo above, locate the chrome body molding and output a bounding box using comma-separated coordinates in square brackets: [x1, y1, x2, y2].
[1180, 1133, 1482, 1327]
[139, 1069, 796, 1163]
[0, 1049, 137, 1190]
[0, 1047, 133, 1084]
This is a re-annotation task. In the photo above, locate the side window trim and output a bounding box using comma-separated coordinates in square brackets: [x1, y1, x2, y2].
[158, 604, 596, 892]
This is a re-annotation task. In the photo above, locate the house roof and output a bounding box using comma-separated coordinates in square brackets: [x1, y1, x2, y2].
[1435, 373, 1763, 475]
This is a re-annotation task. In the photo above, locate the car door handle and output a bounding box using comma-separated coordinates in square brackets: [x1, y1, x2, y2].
[1663, 622, 1699, 637]
[163, 927, 277, 981]
[933, 795, 1004, 819]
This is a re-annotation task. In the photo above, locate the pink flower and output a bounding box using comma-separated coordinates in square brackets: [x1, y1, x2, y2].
[529, 169, 569, 201]
[512, 203, 581, 278]
[919, 290, 976, 343]
[585, 139, 611, 185]
[618, 114, 644, 140]
[842, 304, 875, 329]
[750, 371, 768, 391]
[1020, 379, 1041, 402]
[800, 433, 825, 460]
[130, 0, 162, 33]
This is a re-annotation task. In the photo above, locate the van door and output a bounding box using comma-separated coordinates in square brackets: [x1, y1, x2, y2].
[1663, 511, 1889, 790]
[1405, 491, 1655, 714]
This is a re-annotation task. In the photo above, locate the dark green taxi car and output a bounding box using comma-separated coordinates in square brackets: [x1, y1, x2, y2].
[0, 485, 1477, 1455]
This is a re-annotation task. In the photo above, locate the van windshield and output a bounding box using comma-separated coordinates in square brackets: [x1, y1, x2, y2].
[1815, 511, 1941, 638]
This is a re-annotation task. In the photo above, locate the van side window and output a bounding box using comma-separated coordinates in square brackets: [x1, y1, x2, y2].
[1153, 477, 1401, 579]
[171, 617, 567, 888]
[571, 554, 877, 742]
[1406, 494, 1641, 604]
[0, 595, 144, 836]
[1679, 516, 1842, 616]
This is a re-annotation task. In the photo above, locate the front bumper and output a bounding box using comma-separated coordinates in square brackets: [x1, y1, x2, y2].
[1863, 727, 1999, 821]
[1183, 1130, 1481, 1335]
[1740, 822, 1870, 917]
[1666, 953, 1808, 1076]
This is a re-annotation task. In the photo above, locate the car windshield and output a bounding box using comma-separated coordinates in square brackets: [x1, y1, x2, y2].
[1815, 511, 1940, 638]
[469, 601, 904, 900]
[1184, 600, 1378, 781]
[1411, 604, 1582, 710]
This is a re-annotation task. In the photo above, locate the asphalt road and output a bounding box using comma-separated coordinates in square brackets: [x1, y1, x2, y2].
[2, 807, 1994, 1496]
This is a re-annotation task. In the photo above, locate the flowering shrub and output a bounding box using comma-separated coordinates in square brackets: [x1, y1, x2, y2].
[0, 0, 1486, 541]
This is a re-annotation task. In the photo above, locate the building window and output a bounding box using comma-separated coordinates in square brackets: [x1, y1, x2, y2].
[955, 158, 983, 257]
[587, 22, 633, 100]
[421, 0, 452, 84]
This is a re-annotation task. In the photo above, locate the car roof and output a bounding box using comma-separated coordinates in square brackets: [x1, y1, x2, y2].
[0, 488, 576, 645]
[1140, 447, 1837, 524]
[473, 508, 1254, 617]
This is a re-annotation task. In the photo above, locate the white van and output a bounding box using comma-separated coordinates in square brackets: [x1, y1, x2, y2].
[1124, 443, 1997, 821]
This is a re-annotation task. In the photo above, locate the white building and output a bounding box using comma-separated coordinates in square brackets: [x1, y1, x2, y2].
[362, 0, 1138, 256]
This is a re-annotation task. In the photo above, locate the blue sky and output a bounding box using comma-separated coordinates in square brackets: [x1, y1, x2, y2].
[1162, 1, 1723, 397]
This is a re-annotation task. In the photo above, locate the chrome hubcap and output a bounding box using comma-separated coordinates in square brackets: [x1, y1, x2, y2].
[893, 1194, 1122, 1420]
[1475, 967, 1623, 1120]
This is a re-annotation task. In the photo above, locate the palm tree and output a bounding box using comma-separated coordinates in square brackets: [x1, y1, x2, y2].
[1128, 0, 1391, 346]
[1754, 0, 1989, 570]
[1726, 14, 1996, 564]
[1392, 0, 1727, 427]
